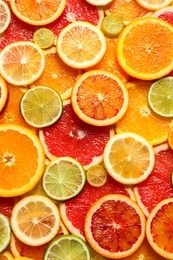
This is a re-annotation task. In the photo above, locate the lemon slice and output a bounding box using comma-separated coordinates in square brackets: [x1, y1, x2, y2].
[85, 0, 113, 6]
[86, 164, 107, 187]
[101, 14, 124, 37]
[33, 28, 55, 49]
[0, 213, 11, 253]
[0, 1, 11, 35]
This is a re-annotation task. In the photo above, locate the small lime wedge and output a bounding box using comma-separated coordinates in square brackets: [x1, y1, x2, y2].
[33, 28, 55, 49]
[0, 213, 11, 253]
[101, 14, 124, 37]
[42, 156, 86, 201]
[86, 164, 107, 187]
[44, 234, 90, 260]
[148, 76, 173, 117]
[20, 86, 63, 128]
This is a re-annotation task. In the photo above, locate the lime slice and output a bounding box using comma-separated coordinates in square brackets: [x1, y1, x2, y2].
[42, 156, 86, 201]
[20, 86, 63, 128]
[86, 164, 107, 187]
[33, 28, 55, 49]
[44, 234, 90, 260]
[101, 14, 124, 37]
[0, 1, 11, 35]
[148, 76, 173, 117]
[0, 213, 11, 253]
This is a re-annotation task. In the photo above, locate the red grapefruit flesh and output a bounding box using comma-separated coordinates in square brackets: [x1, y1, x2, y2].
[0, 197, 16, 219]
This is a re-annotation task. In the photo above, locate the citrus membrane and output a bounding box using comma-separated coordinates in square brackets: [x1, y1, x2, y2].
[0, 1, 11, 35]
[42, 156, 86, 201]
[101, 14, 124, 37]
[0, 213, 11, 253]
[44, 234, 90, 260]
[86, 164, 107, 187]
[33, 28, 55, 49]
[20, 86, 63, 128]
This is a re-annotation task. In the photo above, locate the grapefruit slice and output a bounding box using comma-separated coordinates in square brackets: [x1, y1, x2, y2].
[39, 100, 114, 169]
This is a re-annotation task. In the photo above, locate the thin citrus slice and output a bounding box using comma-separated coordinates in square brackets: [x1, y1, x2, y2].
[42, 156, 86, 201]
[146, 198, 173, 259]
[101, 14, 124, 37]
[71, 70, 128, 126]
[0, 75, 8, 113]
[44, 234, 90, 260]
[136, 0, 172, 10]
[84, 194, 146, 259]
[11, 195, 60, 247]
[56, 21, 106, 69]
[168, 126, 173, 150]
[0, 41, 45, 86]
[103, 132, 155, 185]
[2, 251, 14, 260]
[85, 0, 113, 6]
[117, 17, 173, 80]
[148, 76, 173, 117]
[0, 124, 45, 197]
[0, 0, 11, 34]
[33, 28, 55, 49]
[10, 0, 66, 26]
[20, 86, 63, 128]
[0, 213, 11, 253]
[86, 164, 107, 187]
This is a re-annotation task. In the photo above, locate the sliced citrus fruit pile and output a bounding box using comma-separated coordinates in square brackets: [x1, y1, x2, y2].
[0, 0, 11, 35]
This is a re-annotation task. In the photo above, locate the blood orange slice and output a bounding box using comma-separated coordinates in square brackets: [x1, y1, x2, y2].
[39, 100, 114, 169]
[59, 174, 135, 240]
[134, 143, 173, 217]
[84, 194, 146, 259]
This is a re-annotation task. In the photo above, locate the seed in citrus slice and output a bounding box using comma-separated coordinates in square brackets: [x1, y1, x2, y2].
[103, 132, 155, 185]
[136, 0, 172, 10]
[0, 41, 45, 86]
[146, 197, 173, 259]
[0, 75, 8, 113]
[42, 156, 86, 201]
[44, 234, 90, 260]
[86, 164, 107, 187]
[71, 70, 128, 126]
[33, 28, 55, 49]
[20, 86, 63, 128]
[85, 0, 113, 6]
[84, 194, 146, 259]
[0, 0, 11, 35]
[11, 195, 60, 247]
[0, 213, 11, 253]
[56, 21, 106, 69]
[117, 17, 173, 80]
[148, 77, 173, 117]
[101, 14, 124, 37]
[10, 0, 66, 26]
[0, 124, 45, 197]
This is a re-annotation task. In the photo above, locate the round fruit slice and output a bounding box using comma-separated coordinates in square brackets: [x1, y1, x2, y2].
[0, 75, 8, 113]
[0, 41, 45, 86]
[42, 156, 86, 201]
[168, 126, 173, 150]
[44, 234, 90, 260]
[57, 21, 106, 69]
[101, 14, 124, 37]
[85, 0, 113, 5]
[20, 86, 63, 128]
[136, 0, 172, 10]
[33, 28, 55, 49]
[86, 164, 107, 187]
[152, 6, 173, 25]
[10, 0, 66, 26]
[146, 198, 173, 259]
[103, 132, 155, 185]
[0, 213, 11, 253]
[71, 70, 128, 126]
[84, 194, 146, 259]
[0, 0, 11, 34]
[0, 124, 45, 197]
[148, 77, 173, 117]
[11, 195, 60, 246]
[117, 17, 173, 80]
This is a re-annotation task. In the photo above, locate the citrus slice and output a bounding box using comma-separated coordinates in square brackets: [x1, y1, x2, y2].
[71, 70, 128, 126]
[136, 0, 172, 10]
[20, 86, 63, 128]
[11, 195, 60, 246]
[86, 164, 107, 187]
[56, 21, 106, 69]
[0, 124, 45, 197]
[84, 194, 146, 259]
[146, 197, 173, 258]
[10, 0, 66, 26]
[101, 14, 124, 37]
[168, 126, 173, 150]
[33, 28, 55, 49]
[42, 156, 86, 201]
[117, 17, 173, 80]
[0, 213, 11, 253]
[44, 234, 90, 260]
[152, 6, 173, 24]
[103, 132, 155, 185]
[148, 76, 173, 117]
[85, 0, 113, 6]
[0, 0, 11, 35]
[2, 251, 14, 260]
[0, 75, 8, 113]
[0, 41, 45, 86]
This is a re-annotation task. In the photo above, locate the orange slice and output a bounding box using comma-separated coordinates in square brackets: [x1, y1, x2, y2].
[0, 75, 8, 113]
[0, 124, 45, 197]
[117, 17, 173, 80]
[10, 0, 66, 26]
[71, 70, 128, 126]
[84, 194, 146, 259]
